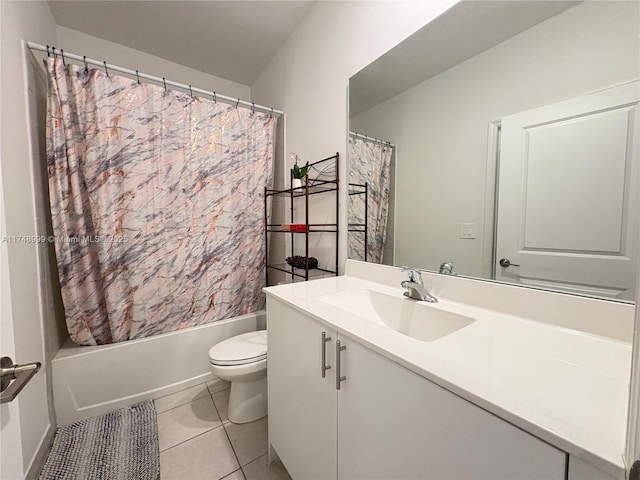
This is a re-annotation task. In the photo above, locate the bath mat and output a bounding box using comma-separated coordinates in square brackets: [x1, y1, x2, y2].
[39, 400, 159, 480]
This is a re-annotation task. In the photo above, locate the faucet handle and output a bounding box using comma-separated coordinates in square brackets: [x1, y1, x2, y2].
[439, 261, 456, 276]
[400, 267, 423, 284]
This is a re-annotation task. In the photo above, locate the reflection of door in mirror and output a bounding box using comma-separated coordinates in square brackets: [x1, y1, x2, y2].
[495, 81, 639, 301]
[347, 133, 394, 264]
[348, 0, 639, 302]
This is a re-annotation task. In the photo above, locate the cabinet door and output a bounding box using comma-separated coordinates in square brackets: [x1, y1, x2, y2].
[337, 338, 566, 480]
[568, 456, 619, 480]
[267, 298, 338, 480]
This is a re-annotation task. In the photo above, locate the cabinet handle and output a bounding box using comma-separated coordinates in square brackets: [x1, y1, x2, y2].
[336, 340, 346, 390]
[321, 331, 332, 378]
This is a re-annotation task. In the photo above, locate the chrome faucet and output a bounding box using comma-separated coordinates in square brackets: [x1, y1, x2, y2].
[400, 268, 438, 303]
[439, 261, 456, 276]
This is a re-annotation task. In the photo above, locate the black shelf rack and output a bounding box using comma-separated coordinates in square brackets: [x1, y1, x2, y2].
[348, 182, 368, 262]
[264, 153, 339, 284]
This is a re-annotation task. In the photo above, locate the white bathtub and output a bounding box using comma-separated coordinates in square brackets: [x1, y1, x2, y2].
[51, 311, 266, 426]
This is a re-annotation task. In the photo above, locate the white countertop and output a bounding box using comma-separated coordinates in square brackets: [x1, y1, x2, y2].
[264, 274, 632, 478]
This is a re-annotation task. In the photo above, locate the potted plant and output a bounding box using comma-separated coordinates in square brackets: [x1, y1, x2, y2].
[291, 153, 309, 189]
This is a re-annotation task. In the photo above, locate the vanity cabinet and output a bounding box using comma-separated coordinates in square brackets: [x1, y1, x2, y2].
[267, 297, 567, 479]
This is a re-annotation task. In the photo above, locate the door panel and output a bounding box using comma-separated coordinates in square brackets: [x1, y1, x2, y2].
[0, 179, 24, 480]
[337, 338, 566, 479]
[267, 299, 337, 480]
[496, 81, 639, 300]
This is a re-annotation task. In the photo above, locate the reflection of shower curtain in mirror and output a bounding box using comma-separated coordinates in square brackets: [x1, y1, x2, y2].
[46, 58, 275, 346]
[348, 135, 392, 263]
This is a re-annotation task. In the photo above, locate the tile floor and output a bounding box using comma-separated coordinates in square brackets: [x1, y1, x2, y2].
[155, 379, 291, 480]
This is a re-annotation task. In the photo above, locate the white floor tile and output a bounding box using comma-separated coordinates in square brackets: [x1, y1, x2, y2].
[154, 383, 210, 414]
[157, 395, 222, 451]
[212, 388, 230, 423]
[225, 416, 268, 466]
[242, 454, 291, 480]
[220, 469, 245, 480]
[160, 427, 239, 480]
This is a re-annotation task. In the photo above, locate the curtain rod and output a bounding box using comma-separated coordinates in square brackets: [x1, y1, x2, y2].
[349, 131, 395, 148]
[27, 42, 284, 117]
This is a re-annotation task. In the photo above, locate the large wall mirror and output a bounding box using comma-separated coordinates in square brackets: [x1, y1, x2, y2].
[348, 0, 639, 302]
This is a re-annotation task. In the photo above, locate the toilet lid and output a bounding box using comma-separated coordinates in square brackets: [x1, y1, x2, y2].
[208, 330, 267, 366]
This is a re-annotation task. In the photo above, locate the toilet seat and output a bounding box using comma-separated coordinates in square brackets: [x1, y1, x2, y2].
[208, 330, 267, 366]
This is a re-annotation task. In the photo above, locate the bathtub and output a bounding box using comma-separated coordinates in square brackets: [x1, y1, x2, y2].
[51, 311, 266, 426]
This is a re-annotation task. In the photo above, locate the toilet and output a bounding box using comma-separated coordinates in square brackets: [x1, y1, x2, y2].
[208, 330, 267, 424]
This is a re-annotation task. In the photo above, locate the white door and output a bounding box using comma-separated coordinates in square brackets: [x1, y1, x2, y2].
[495, 81, 639, 300]
[0, 170, 27, 479]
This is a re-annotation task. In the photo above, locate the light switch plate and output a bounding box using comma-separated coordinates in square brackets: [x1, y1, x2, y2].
[460, 223, 477, 239]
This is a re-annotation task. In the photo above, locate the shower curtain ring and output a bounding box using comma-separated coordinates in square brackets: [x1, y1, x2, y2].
[251, 102, 255, 113]
[235, 98, 240, 108]
[213, 92, 217, 103]
[189, 85, 193, 98]
[270, 107, 273, 118]
[53, 47, 57, 60]
[61, 49, 65, 66]
[46, 45, 50, 57]
[136, 70, 140, 84]
[83, 56, 88, 73]
[103, 61, 109, 78]
[163, 77, 167, 91]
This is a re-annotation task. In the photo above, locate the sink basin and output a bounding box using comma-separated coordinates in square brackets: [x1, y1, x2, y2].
[319, 289, 475, 342]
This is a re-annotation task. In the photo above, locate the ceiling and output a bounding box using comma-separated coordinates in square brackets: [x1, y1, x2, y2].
[48, 1, 316, 86]
[349, 0, 580, 117]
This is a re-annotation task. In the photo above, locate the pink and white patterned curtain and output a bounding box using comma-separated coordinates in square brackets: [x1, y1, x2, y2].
[46, 58, 275, 345]
[348, 135, 392, 263]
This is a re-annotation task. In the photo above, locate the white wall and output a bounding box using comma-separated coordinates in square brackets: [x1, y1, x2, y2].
[56, 26, 251, 100]
[350, 1, 640, 276]
[251, 0, 459, 272]
[0, 1, 58, 478]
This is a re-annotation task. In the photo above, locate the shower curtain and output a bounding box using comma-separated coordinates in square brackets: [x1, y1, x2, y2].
[348, 135, 392, 263]
[46, 58, 275, 346]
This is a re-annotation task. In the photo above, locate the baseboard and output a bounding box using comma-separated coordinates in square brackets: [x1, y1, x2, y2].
[25, 423, 55, 480]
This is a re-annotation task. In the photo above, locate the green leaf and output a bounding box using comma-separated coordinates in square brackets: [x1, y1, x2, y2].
[292, 161, 309, 179]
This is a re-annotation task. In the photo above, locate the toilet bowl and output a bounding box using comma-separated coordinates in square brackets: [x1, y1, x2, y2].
[208, 330, 267, 424]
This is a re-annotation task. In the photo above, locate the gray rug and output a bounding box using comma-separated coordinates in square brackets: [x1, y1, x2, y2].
[40, 400, 159, 480]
